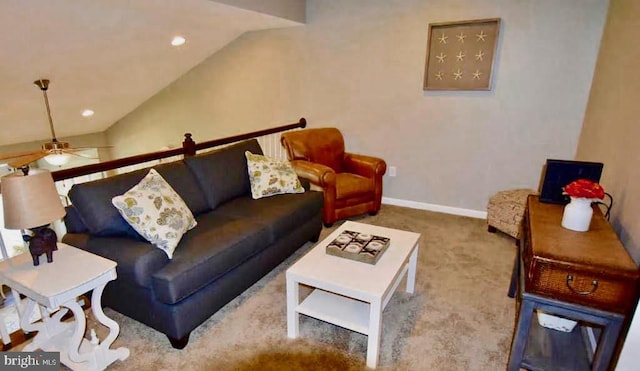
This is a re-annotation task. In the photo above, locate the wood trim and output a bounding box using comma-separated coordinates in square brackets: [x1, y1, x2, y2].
[193, 118, 306, 153]
[51, 118, 307, 181]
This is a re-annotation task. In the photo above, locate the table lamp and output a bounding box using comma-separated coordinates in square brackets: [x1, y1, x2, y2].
[1, 169, 65, 266]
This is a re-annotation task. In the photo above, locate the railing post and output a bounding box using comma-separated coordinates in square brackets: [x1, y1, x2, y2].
[183, 133, 196, 157]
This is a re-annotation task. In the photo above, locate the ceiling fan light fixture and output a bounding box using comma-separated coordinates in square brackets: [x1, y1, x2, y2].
[43, 153, 71, 166]
[42, 141, 71, 166]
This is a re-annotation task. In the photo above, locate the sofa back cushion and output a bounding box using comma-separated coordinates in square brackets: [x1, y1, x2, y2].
[67, 160, 208, 238]
[154, 161, 210, 216]
[184, 139, 263, 209]
[68, 169, 148, 238]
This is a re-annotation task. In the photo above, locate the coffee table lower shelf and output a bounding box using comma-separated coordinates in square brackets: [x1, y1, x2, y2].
[296, 289, 369, 335]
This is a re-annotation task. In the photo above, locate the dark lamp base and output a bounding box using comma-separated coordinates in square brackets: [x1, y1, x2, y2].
[23, 226, 58, 266]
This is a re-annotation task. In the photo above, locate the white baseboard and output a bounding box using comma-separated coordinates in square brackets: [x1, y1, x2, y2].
[382, 197, 487, 219]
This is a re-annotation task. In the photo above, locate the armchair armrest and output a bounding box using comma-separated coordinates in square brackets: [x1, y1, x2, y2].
[289, 160, 336, 188]
[343, 153, 387, 178]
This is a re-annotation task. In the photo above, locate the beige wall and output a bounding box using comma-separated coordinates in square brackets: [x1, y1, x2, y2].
[107, 0, 609, 212]
[577, 0, 639, 261]
[576, 1, 639, 368]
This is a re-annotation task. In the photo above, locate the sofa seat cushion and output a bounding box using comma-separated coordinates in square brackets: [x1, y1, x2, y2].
[150, 212, 271, 305]
[82, 236, 169, 288]
[213, 191, 323, 242]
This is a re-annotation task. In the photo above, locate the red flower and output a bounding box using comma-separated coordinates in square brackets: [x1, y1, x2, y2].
[563, 179, 605, 200]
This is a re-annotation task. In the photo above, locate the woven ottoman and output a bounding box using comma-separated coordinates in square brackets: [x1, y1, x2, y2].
[487, 189, 537, 245]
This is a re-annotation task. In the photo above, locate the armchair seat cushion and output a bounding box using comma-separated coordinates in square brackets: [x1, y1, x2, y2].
[336, 173, 373, 199]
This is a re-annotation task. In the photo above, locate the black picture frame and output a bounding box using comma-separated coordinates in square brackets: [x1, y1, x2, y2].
[539, 159, 604, 204]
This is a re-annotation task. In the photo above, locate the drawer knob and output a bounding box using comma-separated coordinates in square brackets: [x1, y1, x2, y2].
[566, 274, 598, 295]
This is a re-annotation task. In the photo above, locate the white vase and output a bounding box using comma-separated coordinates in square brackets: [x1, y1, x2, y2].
[561, 197, 593, 232]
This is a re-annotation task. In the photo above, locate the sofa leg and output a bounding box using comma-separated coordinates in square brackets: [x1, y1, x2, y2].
[310, 232, 320, 243]
[487, 225, 497, 233]
[368, 211, 378, 216]
[323, 222, 334, 228]
[167, 333, 190, 349]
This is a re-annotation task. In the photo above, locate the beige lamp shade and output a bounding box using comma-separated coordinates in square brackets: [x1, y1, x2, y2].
[1, 169, 66, 230]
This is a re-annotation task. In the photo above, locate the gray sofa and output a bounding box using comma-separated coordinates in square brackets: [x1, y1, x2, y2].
[62, 139, 323, 348]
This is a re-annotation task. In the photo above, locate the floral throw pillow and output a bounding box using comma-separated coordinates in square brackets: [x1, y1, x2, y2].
[245, 151, 305, 199]
[111, 169, 197, 259]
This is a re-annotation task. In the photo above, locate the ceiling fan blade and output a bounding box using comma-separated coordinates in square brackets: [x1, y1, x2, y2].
[0, 149, 44, 161]
[70, 145, 114, 150]
[7, 152, 48, 168]
[66, 151, 98, 160]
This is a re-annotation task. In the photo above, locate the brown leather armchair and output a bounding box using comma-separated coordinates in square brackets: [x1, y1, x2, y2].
[281, 128, 386, 226]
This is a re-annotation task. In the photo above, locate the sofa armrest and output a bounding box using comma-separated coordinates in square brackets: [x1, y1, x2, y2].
[62, 233, 90, 250]
[290, 160, 336, 188]
[298, 178, 312, 191]
[343, 153, 387, 178]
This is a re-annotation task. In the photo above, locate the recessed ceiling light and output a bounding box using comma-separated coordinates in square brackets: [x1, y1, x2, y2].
[171, 36, 186, 46]
[82, 109, 94, 117]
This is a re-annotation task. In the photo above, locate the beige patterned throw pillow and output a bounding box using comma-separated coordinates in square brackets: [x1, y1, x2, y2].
[112, 169, 197, 259]
[245, 151, 305, 199]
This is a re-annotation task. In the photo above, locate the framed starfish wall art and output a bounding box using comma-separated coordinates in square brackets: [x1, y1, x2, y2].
[423, 18, 501, 91]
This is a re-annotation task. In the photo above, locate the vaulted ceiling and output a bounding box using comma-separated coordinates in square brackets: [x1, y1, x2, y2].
[0, 0, 302, 147]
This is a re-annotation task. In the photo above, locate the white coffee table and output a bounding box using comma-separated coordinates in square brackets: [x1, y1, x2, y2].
[286, 221, 420, 368]
[0, 243, 129, 370]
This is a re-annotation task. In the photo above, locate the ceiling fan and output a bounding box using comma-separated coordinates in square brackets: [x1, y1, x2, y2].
[0, 79, 106, 169]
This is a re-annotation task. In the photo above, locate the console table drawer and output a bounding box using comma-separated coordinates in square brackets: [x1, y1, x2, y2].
[523, 195, 639, 314]
[526, 260, 637, 313]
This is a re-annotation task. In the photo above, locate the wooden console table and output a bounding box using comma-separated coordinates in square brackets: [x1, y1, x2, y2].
[507, 196, 639, 371]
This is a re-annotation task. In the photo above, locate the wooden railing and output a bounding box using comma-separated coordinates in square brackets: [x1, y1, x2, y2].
[47, 117, 306, 241]
[51, 118, 306, 182]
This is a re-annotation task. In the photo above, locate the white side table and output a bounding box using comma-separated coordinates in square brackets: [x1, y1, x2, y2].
[0, 243, 129, 370]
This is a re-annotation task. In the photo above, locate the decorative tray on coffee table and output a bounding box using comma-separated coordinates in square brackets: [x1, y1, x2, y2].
[326, 230, 391, 264]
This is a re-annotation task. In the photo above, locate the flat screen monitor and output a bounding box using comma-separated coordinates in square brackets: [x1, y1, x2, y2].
[539, 159, 604, 204]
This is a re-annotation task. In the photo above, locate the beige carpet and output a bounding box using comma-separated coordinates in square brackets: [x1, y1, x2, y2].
[71, 205, 518, 370]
